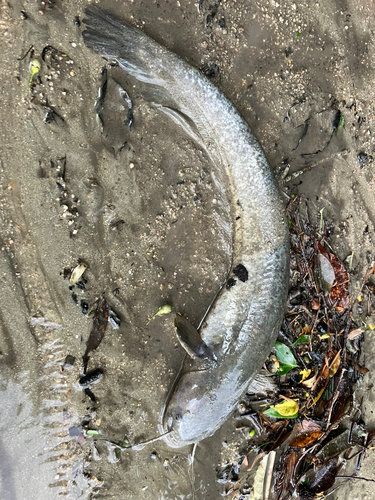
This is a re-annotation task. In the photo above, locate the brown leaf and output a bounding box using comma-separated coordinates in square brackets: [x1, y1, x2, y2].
[289, 431, 322, 448]
[329, 350, 341, 378]
[328, 252, 350, 313]
[302, 366, 318, 388]
[330, 393, 351, 424]
[296, 420, 322, 434]
[289, 420, 323, 448]
[311, 298, 320, 310]
[321, 354, 330, 379]
[307, 458, 342, 493]
[283, 451, 297, 491]
[348, 328, 363, 340]
[349, 357, 369, 375]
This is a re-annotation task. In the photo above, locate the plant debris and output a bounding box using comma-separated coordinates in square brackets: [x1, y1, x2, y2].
[220, 197, 374, 499]
[82, 294, 109, 373]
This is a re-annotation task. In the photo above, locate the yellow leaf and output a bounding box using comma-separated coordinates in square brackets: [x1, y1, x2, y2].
[358, 295, 362, 302]
[368, 323, 375, 331]
[273, 399, 299, 416]
[299, 369, 311, 383]
[302, 367, 318, 388]
[329, 350, 341, 378]
[313, 385, 326, 405]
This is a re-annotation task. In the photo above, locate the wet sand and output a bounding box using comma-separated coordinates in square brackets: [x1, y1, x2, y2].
[1, 0, 375, 498]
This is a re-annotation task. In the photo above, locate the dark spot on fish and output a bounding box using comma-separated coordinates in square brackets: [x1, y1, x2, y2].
[233, 264, 248, 282]
[71, 292, 78, 304]
[218, 17, 225, 28]
[226, 277, 236, 289]
[81, 300, 89, 314]
[236, 216, 240, 220]
[79, 369, 103, 389]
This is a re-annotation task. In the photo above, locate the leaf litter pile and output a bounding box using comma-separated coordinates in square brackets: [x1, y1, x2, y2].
[220, 197, 375, 499]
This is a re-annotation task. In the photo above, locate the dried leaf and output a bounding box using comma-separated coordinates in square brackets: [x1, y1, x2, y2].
[313, 379, 329, 406]
[70, 262, 88, 285]
[300, 369, 311, 383]
[348, 328, 363, 340]
[328, 253, 349, 313]
[318, 252, 335, 292]
[282, 451, 298, 492]
[307, 458, 342, 493]
[321, 354, 330, 379]
[329, 350, 341, 378]
[252, 454, 268, 500]
[349, 357, 369, 375]
[311, 298, 320, 310]
[289, 420, 322, 448]
[302, 367, 318, 388]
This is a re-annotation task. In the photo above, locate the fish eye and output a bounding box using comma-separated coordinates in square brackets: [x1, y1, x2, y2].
[175, 413, 182, 422]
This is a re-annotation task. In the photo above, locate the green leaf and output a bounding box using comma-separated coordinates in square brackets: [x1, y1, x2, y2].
[263, 407, 298, 419]
[274, 342, 298, 375]
[335, 115, 345, 136]
[296, 31, 301, 37]
[292, 335, 310, 346]
[320, 334, 330, 339]
[86, 430, 99, 436]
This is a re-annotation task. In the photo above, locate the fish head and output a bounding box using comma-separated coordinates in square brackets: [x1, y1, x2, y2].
[161, 366, 239, 448]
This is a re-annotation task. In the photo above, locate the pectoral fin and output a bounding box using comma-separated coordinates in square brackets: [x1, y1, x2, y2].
[174, 315, 217, 362]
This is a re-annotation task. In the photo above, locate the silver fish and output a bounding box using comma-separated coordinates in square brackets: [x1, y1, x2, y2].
[83, 6, 290, 449]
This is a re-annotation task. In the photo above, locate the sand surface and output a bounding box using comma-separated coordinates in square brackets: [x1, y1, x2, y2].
[1, 0, 375, 498]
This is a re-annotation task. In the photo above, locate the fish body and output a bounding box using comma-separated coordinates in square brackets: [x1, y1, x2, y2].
[83, 7, 289, 448]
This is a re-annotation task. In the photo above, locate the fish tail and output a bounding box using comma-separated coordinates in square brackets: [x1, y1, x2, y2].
[83, 6, 172, 87]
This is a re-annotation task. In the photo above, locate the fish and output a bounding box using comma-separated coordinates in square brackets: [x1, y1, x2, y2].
[82, 6, 290, 449]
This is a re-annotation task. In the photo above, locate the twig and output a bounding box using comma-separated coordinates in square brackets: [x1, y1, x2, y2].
[17, 45, 34, 61]
[336, 476, 375, 483]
